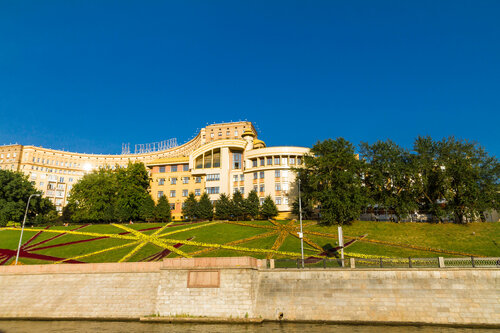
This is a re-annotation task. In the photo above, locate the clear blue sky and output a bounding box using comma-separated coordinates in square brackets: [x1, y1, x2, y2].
[1, 1, 499, 156]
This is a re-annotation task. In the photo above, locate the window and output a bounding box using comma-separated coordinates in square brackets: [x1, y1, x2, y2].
[267, 157, 272, 165]
[275, 170, 280, 178]
[233, 152, 242, 169]
[40, 182, 44, 187]
[183, 164, 189, 171]
[259, 171, 264, 179]
[260, 158, 265, 166]
[283, 183, 289, 191]
[171, 165, 177, 172]
[260, 198, 265, 205]
[210, 133, 214, 138]
[252, 159, 257, 167]
[206, 187, 220, 194]
[274, 157, 280, 165]
[182, 189, 188, 197]
[282, 157, 288, 166]
[275, 197, 282, 205]
[213, 149, 221, 167]
[182, 177, 189, 184]
[259, 185, 265, 193]
[170, 203, 176, 210]
[171, 177, 177, 185]
[240, 174, 244, 181]
[195, 189, 201, 196]
[218, 132, 222, 136]
[283, 197, 289, 205]
[159, 166, 166, 173]
[159, 178, 165, 185]
[69, 178, 73, 182]
[170, 190, 176, 197]
[290, 157, 296, 165]
[158, 191, 164, 198]
[195, 177, 201, 183]
[253, 185, 258, 192]
[234, 130, 238, 136]
[207, 173, 220, 181]
[195, 155, 203, 169]
[204, 151, 212, 168]
[297, 156, 302, 165]
[253, 172, 258, 180]
[240, 187, 244, 194]
[226, 130, 230, 136]
[233, 175, 238, 182]
[275, 183, 281, 191]
[233, 188, 239, 194]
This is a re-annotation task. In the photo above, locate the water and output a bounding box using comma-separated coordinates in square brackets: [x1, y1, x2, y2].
[0, 321, 497, 333]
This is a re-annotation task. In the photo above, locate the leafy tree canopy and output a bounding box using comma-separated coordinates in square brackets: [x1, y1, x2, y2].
[67, 162, 150, 223]
[0, 170, 55, 226]
[299, 138, 367, 225]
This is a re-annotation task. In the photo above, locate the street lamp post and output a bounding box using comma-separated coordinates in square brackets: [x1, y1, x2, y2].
[298, 177, 304, 268]
[15, 193, 40, 265]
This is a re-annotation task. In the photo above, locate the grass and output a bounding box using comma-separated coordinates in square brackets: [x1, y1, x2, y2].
[0, 220, 498, 265]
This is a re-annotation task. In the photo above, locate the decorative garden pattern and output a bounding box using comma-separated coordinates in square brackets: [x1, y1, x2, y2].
[0, 219, 483, 265]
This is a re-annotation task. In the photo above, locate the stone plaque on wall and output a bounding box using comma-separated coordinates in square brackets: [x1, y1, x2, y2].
[187, 270, 220, 288]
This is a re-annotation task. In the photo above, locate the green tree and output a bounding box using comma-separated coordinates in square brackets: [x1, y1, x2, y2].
[214, 193, 232, 220]
[68, 162, 152, 223]
[291, 198, 314, 220]
[299, 138, 367, 225]
[244, 190, 260, 220]
[198, 193, 214, 220]
[140, 196, 156, 222]
[413, 136, 448, 222]
[360, 140, 418, 221]
[231, 191, 246, 220]
[115, 162, 151, 222]
[434, 137, 499, 223]
[182, 193, 199, 221]
[61, 202, 77, 223]
[155, 195, 171, 222]
[68, 169, 119, 222]
[0, 170, 55, 226]
[260, 195, 278, 219]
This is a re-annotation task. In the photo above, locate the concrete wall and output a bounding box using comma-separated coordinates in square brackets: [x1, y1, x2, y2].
[0, 258, 498, 326]
[256, 269, 500, 326]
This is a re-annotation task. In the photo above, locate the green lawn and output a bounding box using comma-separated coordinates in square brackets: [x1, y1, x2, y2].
[0, 220, 498, 265]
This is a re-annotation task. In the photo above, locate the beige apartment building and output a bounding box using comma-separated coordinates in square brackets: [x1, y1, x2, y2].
[0, 121, 309, 219]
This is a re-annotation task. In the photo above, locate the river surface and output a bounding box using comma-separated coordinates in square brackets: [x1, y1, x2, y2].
[0, 321, 498, 333]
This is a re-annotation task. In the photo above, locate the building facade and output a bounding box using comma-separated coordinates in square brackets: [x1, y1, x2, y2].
[0, 122, 309, 219]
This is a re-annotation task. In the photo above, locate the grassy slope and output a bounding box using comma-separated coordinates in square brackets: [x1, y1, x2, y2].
[0, 220, 498, 265]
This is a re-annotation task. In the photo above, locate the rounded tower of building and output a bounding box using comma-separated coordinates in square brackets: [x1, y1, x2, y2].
[241, 129, 255, 151]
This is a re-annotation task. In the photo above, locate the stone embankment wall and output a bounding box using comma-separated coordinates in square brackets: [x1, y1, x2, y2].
[0, 257, 498, 326]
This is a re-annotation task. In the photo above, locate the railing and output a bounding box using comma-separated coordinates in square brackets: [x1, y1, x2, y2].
[268, 257, 500, 269]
